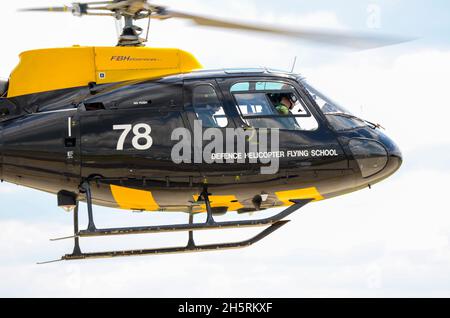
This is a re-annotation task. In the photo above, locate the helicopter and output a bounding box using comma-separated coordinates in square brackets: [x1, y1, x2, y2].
[0, 0, 404, 262]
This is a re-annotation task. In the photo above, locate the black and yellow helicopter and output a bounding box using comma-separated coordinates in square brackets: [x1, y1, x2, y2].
[0, 0, 404, 262]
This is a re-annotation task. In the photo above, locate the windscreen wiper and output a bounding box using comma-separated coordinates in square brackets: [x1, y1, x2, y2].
[331, 112, 385, 130]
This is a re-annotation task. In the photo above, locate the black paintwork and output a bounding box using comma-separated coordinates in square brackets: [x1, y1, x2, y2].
[0, 69, 402, 210]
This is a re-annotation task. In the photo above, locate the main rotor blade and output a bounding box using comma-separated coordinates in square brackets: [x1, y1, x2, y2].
[19, 3, 116, 17]
[19, 6, 73, 13]
[20, 1, 150, 17]
[163, 10, 413, 50]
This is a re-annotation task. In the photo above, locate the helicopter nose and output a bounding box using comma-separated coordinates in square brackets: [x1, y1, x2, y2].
[381, 134, 403, 177]
[348, 135, 402, 180]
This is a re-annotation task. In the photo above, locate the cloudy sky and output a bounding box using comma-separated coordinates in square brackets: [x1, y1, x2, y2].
[1, 0, 449, 297]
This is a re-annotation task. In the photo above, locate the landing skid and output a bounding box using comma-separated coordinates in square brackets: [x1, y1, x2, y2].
[63, 221, 290, 261]
[41, 182, 312, 263]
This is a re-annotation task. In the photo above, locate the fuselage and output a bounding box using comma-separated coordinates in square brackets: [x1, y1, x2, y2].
[0, 69, 402, 214]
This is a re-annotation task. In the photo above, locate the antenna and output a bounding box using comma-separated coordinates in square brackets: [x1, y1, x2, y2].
[290, 56, 298, 73]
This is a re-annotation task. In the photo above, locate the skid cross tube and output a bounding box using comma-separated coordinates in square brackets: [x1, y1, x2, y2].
[72, 202, 82, 257]
[81, 181, 97, 232]
[201, 186, 216, 226]
[187, 211, 196, 249]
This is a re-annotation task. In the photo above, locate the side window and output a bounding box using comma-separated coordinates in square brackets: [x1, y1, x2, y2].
[193, 85, 228, 128]
[234, 93, 290, 129]
[231, 81, 319, 131]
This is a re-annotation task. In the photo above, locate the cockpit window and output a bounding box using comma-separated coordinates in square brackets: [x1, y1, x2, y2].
[231, 82, 318, 131]
[302, 82, 352, 115]
[302, 81, 368, 131]
[235, 93, 273, 116]
[193, 85, 228, 128]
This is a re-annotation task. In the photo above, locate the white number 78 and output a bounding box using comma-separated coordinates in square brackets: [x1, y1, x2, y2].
[113, 124, 153, 151]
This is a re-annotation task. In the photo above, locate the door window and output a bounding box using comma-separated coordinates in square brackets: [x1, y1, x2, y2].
[231, 81, 318, 131]
[193, 85, 228, 128]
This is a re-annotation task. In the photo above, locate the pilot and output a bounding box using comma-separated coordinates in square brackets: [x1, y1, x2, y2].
[275, 95, 294, 115]
[270, 93, 301, 130]
[271, 93, 295, 115]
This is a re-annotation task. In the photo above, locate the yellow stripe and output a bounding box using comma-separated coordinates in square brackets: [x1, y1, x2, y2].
[110, 185, 160, 211]
[192, 195, 244, 213]
[275, 187, 324, 206]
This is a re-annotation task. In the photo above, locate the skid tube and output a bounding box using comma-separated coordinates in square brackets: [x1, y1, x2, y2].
[41, 183, 313, 263]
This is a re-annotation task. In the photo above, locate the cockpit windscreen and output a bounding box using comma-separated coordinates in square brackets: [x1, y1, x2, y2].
[303, 81, 367, 131]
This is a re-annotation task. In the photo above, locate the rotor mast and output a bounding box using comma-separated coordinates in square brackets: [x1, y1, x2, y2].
[118, 15, 146, 46]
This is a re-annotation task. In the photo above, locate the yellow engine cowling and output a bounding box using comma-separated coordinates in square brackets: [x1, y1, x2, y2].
[7, 46, 203, 98]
